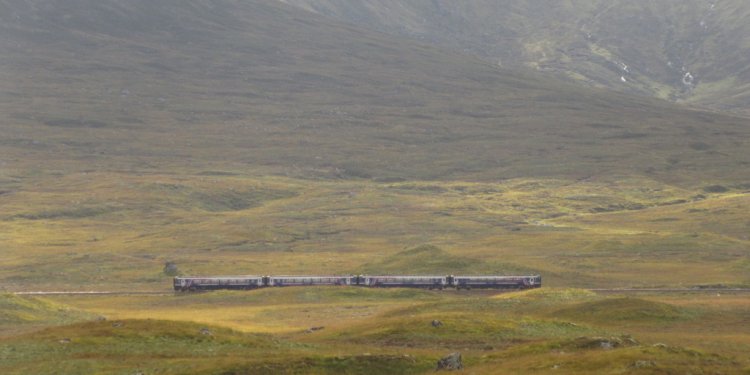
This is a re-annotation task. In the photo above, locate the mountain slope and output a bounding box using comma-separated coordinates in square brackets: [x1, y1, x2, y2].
[0, 0, 748, 295]
[0, 0, 748, 185]
[278, 0, 750, 115]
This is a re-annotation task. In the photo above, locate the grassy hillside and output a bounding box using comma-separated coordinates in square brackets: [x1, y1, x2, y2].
[0, 294, 98, 336]
[279, 0, 750, 115]
[1, 0, 748, 184]
[0, 289, 746, 374]
[0, 0, 746, 291]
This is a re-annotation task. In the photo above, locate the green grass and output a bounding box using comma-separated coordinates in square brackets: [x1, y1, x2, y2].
[1, 174, 747, 291]
[550, 297, 696, 325]
[486, 341, 744, 374]
[323, 313, 599, 349]
[215, 355, 434, 375]
[0, 294, 98, 334]
[0, 320, 283, 375]
[357, 244, 533, 275]
[2, 289, 748, 374]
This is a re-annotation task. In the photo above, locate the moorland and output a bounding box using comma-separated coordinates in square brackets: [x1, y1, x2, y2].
[0, 0, 748, 373]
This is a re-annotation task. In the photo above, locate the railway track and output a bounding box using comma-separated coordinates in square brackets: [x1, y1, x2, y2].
[589, 288, 750, 293]
[12, 291, 171, 296]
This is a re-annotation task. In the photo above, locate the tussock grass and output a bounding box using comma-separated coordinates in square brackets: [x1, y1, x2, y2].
[215, 354, 433, 375]
[492, 288, 598, 302]
[324, 313, 598, 350]
[0, 320, 284, 375]
[551, 297, 695, 325]
[1, 175, 746, 291]
[1, 289, 747, 374]
[0, 294, 97, 333]
[357, 244, 533, 275]
[480, 340, 743, 374]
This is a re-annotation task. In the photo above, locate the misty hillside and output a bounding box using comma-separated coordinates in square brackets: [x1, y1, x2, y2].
[279, 0, 750, 115]
[0, 0, 748, 184]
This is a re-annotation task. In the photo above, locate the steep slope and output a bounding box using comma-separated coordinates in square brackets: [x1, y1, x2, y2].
[0, 0, 748, 185]
[278, 0, 750, 115]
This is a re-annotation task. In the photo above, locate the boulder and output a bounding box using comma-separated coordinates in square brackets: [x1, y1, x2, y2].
[163, 261, 180, 276]
[436, 352, 463, 371]
[305, 326, 325, 333]
[573, 335, 639, 350]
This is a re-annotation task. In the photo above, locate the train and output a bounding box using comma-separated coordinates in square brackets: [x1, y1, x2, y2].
[173, 274, 541, 291]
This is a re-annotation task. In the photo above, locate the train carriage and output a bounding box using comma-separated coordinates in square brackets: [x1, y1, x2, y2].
[360, 275, 447, 289]
[452, 275, 541, 289]
[268, 275, 353, 287]
[173, 276, 263, 291]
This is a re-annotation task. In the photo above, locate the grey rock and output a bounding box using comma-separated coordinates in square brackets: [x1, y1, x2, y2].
[632, 360, 656, 369]
[163, 261, 180, 276]
[436, 352, 463, 371]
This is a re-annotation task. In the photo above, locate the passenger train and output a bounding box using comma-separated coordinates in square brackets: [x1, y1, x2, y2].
[173, 274, 541, 291]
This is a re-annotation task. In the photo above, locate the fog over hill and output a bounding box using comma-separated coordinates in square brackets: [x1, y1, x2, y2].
[279, 0, 750, 115]
[0, 0, 748, 184]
